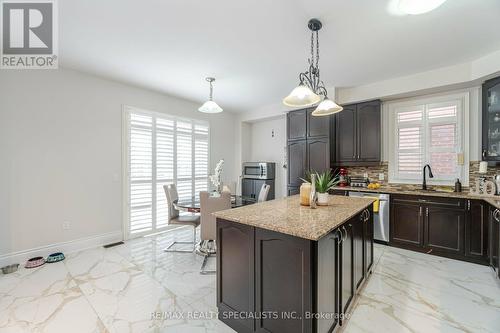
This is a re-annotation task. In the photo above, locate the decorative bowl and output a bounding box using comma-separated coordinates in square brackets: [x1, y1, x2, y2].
[1, 264, 19, 274]
[46, 252, 65, 263]
[25, 256, 45, 269]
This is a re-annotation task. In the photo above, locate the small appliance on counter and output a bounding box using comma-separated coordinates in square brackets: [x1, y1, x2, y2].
[339, 167, 349, 187]
[350, 177, 370, 188]
[241, 162, 275, 200]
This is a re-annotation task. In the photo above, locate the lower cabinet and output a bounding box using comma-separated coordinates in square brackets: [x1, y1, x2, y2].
[425, 206, 465, 255]
[217, 207, 374, 333]
[390, 195, 489, 264]
[490, 205, 500, 279]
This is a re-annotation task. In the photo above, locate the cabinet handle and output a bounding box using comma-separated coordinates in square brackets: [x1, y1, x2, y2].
[425, 207, 429, 218]
[467, 200, 471, 211]
[365, 209, 370, 221]
[419, 206, 423, 217]
[342, 226, 347, 242]
[482, 150, 487, 159]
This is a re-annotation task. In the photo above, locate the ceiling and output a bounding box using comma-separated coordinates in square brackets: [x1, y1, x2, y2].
[60, 0, 500, 112]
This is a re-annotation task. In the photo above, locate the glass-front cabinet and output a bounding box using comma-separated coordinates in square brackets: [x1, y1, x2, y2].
[483, 76, 500, 161]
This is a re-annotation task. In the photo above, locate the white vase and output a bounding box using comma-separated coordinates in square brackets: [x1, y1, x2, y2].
[317, 192, 329, 206]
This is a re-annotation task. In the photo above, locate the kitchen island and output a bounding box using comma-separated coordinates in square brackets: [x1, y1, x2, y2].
[213, 195, 375, 333]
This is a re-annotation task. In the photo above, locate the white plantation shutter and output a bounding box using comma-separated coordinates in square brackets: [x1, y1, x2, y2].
[126, 107, 209, 237]
[392, 99, 462, 184]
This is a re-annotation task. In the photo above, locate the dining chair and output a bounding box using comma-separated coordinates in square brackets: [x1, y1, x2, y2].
[199, 190, 231, 274]
[257, 184, 271, 202]
[163, 184, 200, 253]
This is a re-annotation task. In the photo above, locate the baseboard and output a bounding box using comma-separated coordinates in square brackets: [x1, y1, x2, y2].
[0, 231, 123, 268]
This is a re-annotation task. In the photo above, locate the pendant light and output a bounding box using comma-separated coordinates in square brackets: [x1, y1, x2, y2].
[283, 19, 343, 116]
[198, 77, 223, 113]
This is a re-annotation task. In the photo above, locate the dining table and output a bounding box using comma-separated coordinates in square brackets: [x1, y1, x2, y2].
[173, 194, 256, 213]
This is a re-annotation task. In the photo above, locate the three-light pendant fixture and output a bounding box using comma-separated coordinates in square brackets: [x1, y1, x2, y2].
[283, 19, 343, 116]
[198, 77, 223, 113]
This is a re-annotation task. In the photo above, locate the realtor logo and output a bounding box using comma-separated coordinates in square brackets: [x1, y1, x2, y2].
[1, 0, 58, 69]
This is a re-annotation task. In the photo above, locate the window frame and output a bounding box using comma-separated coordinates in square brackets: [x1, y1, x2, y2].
[122, 105, 210, 239]
[387, 92, 469, 186]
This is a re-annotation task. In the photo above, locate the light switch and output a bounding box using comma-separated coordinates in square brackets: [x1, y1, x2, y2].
[379, 173, 385, 181]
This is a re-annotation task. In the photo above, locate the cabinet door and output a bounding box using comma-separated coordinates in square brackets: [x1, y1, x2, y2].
[217, 220, 255, 333]
[465, 200, 488, 262]
[287, 110, 307, 141]
[352, 216, 365, 290]
[363, 208, 374, 275]
[356, 101, 381, 162]
[255, 228, 313, 333]
[287, 186, 299, 196]
[287, 141, 307, 186]
[241, 179, 254, 199]
[335, 105, 357, 163]
[307, 138, 329, 173]
[390, 203, 423, 247]
[339, 222, 354, 325]
[482, 76, 500, 161]
[489, 207, 499, 276]
[317, 231, 340, 333]
[425, 207, 465, 255]
[307, 109, 329, 138]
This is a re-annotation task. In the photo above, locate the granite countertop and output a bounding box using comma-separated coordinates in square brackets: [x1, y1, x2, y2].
[213, 195, 375, 241]
[332, 186, 484, 200]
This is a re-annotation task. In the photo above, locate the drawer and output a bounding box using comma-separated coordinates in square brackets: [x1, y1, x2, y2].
[392, 194, 465, 209]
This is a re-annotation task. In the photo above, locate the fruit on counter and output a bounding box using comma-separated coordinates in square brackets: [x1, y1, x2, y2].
[367, 182, 381, 189]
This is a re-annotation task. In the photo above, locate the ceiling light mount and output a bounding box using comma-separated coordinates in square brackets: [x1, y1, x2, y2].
[307, 18, 322, 32]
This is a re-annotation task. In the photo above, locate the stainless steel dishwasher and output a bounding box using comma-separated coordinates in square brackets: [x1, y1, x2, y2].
[349, 191, 390, 244]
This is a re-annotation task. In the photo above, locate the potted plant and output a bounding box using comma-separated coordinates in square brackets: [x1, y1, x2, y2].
[314, 170, 339, 205]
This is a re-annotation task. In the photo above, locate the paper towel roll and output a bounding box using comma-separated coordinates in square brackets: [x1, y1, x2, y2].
[479, 161, 488, 174]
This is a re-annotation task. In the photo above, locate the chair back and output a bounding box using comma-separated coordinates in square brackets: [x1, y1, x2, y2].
[163, 184, 179, 220]
[257, 184, 270, 202]
[200, 191, 231, 241]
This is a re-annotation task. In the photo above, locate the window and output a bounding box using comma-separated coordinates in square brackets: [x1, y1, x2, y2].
[388, 93, 468, 185]
[124, 106, 209, 237]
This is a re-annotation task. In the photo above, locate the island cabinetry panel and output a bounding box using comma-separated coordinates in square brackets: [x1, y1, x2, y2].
[216, 205, 374, 333]
[255, 229, 313, 333]
[216, 220, 255, 333]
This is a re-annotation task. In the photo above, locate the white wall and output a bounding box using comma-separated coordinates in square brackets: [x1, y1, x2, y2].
[0, 68, 237, 256]
[248, 117, 287, 198]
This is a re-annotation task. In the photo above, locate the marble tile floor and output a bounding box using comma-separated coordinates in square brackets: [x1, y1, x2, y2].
[1, 226, 499, 333]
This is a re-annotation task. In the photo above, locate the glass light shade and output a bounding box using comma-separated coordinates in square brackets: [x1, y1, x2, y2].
[283, 85, 321, 108]
[311, 99, 343, 116]
[198, 100, 223, 113]
[398, 0, 447, 15]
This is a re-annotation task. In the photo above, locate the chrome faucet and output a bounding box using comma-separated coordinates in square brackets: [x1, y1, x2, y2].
[422, 164, 434, 190]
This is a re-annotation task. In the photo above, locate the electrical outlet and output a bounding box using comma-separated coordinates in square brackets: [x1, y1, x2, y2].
[379, 173, 385, 181]
[62, 221, 71, 230]
[363, 172, 368, 178]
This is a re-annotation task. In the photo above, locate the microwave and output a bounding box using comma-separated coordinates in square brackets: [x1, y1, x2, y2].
[242, 162, 275, 180]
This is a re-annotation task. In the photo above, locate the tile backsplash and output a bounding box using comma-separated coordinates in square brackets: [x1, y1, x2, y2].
[343, 161, 500, 190]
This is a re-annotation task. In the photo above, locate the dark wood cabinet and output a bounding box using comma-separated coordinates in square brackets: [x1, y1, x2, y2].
[465, 200, 488, 263]
[217, 220, 255, 333]
[333, 100, 381, 166]
[307, 138, 329, 173]
[335, 105, 356, 163]
[255, 229, 313, 333]
[287, 109, 330, 196]
[391, 202, 423, 248]
[242, 179, 275, 200]
[357, 101, 381, 162]
[482, 76, 500, 161]
[363, 209, 374, 275]
[217, 207, 374, 332]
[490, 205, 500, 278]
[307, 109, 330, 138]
[339, 222, 354, 324]
[287, 109, 307, 141]
[287, 186, 299, 196]
[424, 206, 465, 255]
[287, 140, 307, 187]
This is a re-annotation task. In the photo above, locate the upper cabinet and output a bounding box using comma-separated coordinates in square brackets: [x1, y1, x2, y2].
[482, 76, 500, 161]
[332, 100, 381, 166]
[287, 109, 307, 141]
